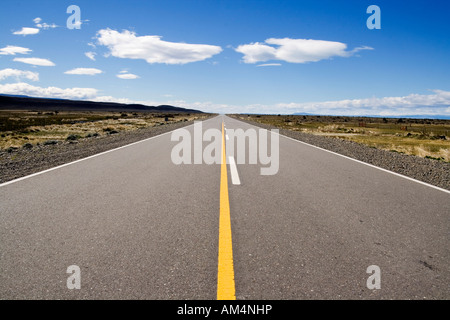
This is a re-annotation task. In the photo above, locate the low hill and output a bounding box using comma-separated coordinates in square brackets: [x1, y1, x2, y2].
[0, 94, 202, 113]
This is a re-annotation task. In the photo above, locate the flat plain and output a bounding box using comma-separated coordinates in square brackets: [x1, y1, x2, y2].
[232, 114, 450, 162]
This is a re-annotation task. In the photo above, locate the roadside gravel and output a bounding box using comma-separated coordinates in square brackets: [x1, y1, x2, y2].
[0, 120, 200, 184]
[233, 117, 450, 191]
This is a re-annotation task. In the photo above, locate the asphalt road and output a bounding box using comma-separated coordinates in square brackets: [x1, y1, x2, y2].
[0, 115, 449, 299]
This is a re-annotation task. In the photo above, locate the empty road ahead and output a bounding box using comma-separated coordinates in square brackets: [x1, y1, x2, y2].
[1, 115, 449, 299]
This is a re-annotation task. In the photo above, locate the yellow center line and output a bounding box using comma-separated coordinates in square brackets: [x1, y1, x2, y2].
[217, 121, 236, 300]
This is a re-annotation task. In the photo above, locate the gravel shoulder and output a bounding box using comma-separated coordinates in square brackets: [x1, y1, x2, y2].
[232, 116, 450, 191]
[0, 119, 205, 184]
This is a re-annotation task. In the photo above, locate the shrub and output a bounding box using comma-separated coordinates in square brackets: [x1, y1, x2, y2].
[425, 155, 444, 161]
[66, 134, 80, 141]
[85, 132, 99, 138]
[43, 140, 58, 146]
[23, 143, 33, 149]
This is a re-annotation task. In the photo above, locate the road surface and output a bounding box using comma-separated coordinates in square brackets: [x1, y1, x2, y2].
[0, 115, 449, 299]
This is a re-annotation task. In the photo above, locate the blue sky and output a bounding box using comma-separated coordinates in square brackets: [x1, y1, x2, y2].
[0, 0, 449, 117]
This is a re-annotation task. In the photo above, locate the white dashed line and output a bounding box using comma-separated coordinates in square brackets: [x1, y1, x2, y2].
[228, 156, 241, 185]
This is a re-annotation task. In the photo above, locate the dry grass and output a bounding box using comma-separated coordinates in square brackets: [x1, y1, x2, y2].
[233, 114, 450, 162]
[0, 111, 209, 150]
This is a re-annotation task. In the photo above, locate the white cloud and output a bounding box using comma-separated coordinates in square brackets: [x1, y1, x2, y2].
[85, 52, 97, 61]
[236, 42, 277, 64]
[236, 38, 373, 64]
[234, 90, 450, 117]
[36, 22, 58, 29]
[0, 82, 98, 100]
[0, 68, 39, 82]
[348, 46, 374, 56]
[64, 68, 103, 75]
[93, 95, 145, 104]
[1, 77, 447, 117]
[13, 27, 40, 36]
[13, 57, 55, 66]
[121, 90, 450, 117]
[96, 29, 223, 64]
[257, 63, 282, 67]
[0, 45, 32, 55]
[116, 73, 139, 79]
[33, 17, 57, 29]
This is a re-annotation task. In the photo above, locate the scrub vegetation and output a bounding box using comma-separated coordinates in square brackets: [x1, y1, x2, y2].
[0, 110, 209, 151]
[232, 114, 450, 162]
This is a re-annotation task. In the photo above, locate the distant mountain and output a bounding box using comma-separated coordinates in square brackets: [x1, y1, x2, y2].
[0, 94, 32, 99]
[0, 94, 203, 113]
